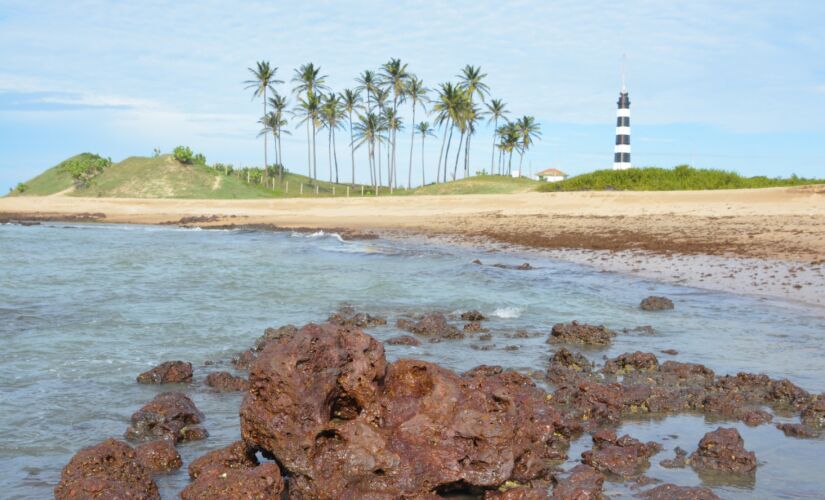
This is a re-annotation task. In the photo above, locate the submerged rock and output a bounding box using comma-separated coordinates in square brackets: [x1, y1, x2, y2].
[124, 392, 207, 444]
[55, 438, 159, 500]
[801, 395, 825, 427]
[461, 310, 487, 321]
[581, 431, 660, 478]
[180, 463, 284, 500]
[232, 349, 257, 370]
[397, 312, 463, 340]
[776, 422, 817, 438]
[240, 323, 569, 497]
[328, 305, 387, 328]
[640, 296, 674, 311]
[548, 321, 615, 346]
[689, 427, 756, 474]
[603, 352, 659, 374]
[205, 371, 249, 392]
[136, 361, 193, 384]
[134, 440, 182, 474]
[659, 447, 688, 469]
[639, 483, 719, 499]
[385, 335, 421, 346]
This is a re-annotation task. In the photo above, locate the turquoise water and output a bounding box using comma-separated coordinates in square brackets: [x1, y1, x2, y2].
[1, 222, 823, 498]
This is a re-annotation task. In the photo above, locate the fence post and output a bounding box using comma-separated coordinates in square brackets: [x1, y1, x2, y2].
[361, 185, 364, 196]
[286, 181, 289, 193]
[333, 186, 336, 196]
[347, 186, 349, 197]
[300, 183, 303, 195]
[315, 185, 319, 195]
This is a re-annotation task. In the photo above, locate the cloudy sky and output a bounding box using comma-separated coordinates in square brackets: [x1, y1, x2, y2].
[1, 0, 824, 190]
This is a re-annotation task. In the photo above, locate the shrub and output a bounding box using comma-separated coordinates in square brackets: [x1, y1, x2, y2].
[152, 147, 161, 158]
[15, 182, 29, 193]
[173, 146, 194, 164]
[193, 153, 206, 166]
[58, 153, 112, 188]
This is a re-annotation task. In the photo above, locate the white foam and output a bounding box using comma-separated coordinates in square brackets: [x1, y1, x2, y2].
[492, 306, 523, 319]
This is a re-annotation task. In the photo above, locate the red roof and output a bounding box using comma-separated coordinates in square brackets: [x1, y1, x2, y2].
[537, 168, 566, 176]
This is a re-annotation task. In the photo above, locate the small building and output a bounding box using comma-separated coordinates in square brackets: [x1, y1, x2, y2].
[536, 168, 568, 182]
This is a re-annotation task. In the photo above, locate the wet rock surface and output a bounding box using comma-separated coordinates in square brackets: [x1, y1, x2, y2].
[240, 323, 571, 498]
[328, 305, 388, 328]
[640, 296, 674, 311]
[603, 351, 659, 374]
[548, 321, 616, 346]
[55, 438, 160, 500]
[550, 463, 605, 499]
[136, 360, 193, 384]
[689, 427, 756, 474]
[484, 487, 551, 499]
[397, 312, 464, 340]
[659, 447, 688, 469]
[188, 440, 259, 479]
[776, 422, 817, 438]
[124, 391, 207, 444]
[205, 371, 249, 392]
[581, 430, 660, 478]
[385, 334, 421, 346]
[134, 439, 182, 474]
[180, 463, 284, 500]
[639, 483, 720, 499]
[461, 310, 487, 321]
[801, 395, 825, 427]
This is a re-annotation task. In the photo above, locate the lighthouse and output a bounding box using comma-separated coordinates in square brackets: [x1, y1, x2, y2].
[613, 83, 631, 170]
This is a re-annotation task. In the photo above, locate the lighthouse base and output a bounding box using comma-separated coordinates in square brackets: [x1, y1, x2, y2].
[613, 162, 633, 170]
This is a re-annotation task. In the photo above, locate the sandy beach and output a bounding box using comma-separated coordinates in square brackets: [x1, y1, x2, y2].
[3, 185, 825, 306]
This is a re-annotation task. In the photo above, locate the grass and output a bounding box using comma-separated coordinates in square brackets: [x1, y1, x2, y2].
[12, 155, 80, 195]
[407, 175, 540, 195]
[539, 165, 825, 192]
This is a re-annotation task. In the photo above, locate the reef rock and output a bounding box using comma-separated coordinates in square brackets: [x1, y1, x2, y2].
[188, 440, 259, 479]
[461, 310, 487, 321]
[397, 313, 463, 340]
[124, 391, 207, 444]
[205, 371, 249, 392]
[134, 440, 182, 474]
[180, 463, 284, 500]
[581, 431, 660, 478]
[689, 427, 756, 474]
[328, 305, 388, 328]
[385, 335, 421, 346]
[640, 296, 674, 311]
[639, 483, 719, 499]
[136, 360, 193, 384]
[550, 463, 605, 499]
[548, 321, 615, 346]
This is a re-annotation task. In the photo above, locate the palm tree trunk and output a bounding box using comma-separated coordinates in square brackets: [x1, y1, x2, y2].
[421, 134, 426, 186]
[436, 120, 449, 184]
[407, 101, 416, 189]
[443, 125, 454, 183]
[377, 138, 383, 187]
[278, 131, 284, 184]
[332, 127, 339, 184]
[349, 111, 355, 184]
[305, 122, 311, 179]
[452, 130, 464, 181]
[508, 150, 514, 175]
[464, 134, 471, 178]
[328, 126, 333, 182]
[263, 88, 268, 183]
[490, 118, 497, 174]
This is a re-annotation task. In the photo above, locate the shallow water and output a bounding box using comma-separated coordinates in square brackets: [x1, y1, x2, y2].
[0, 222, 823, 498]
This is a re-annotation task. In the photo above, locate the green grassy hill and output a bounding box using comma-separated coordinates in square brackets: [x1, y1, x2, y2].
[539, 165, 825, 192]
[408, 175, 540, 195]
[13, 154, 84, 195]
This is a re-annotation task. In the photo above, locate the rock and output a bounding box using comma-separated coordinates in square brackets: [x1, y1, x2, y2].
[385, 335, 421, 346]
[461, 310, 487, 321]
[205, 371, 249, 392]
[550, 464, 605, 499]
[480, 333, 493, 341]
[689, 427, 756, 474]
[55, 438, 159, 500]
[188, 440, 259, 479]
[124, 392, 207, 444]
[516, 263, 534, 270]
[801, 395, 825, 427]
[134, 440, 182, 474]
[255, 324, 298, 350]
[328, 305, 388, 328]
[639, 483, 720, 499]
[624, 325, 657, 335]
[232, 349, 257, 370]
[397, 313, 463, 340]
[504, 345, 519, 351]
[741, 410, 773, 427]
[581, 432, 660, 478]
[767, 379, 810, 409]
[180, 463, 284, 500]
[640, 296, 674, 311]
[547, 348, 593, 384]
[473, 259, 483, 265]
[136, 361, 193, 384]
[776, 422, 817, 438]
[548, 321, 615, 346]
[485, 487, 550, 499]
[603, 352, 659, 374]
[660, 349, 679, 355]
[464, 321, 486, 333]
[659, 447, 688, 469]
[240, 323, 569, 497]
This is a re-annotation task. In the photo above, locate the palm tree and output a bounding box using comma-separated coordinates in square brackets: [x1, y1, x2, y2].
[292, 63, 329, 181]
[245, 61, 282, 180]
[405, 77, 428, 188]
[321, 93, 345, 183]
[355, 70, 378, 114]
[340, 89, 361, 184]
[294, 92, 323, 181]
[416, 121, 435, 186]
[498, 122, 520, 175]
[268, 93, 289, 176]
[457, 66, 489, 176]
[372, 87, 389, 187]
[516, 115, 542, 173]
[382, 107, 403, 192]
[353, 112, 382, 189]
[378, 59, 410, 188]
[462, 102, 482, 178]
[485, 99, 508, 175]
[433, 82, 462, 183]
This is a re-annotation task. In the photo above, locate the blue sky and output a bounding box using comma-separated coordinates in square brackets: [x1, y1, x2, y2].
[1, 0, 824, 191]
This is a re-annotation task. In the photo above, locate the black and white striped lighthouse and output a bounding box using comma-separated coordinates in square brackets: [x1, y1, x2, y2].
[613, 83, 631, 170]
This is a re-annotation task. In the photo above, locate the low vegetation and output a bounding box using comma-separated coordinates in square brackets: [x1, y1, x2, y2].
[58, 153, 112, 188]
[539, 165, 825, 192]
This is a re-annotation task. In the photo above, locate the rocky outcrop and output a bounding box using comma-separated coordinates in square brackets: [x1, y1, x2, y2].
[124, 392, 207, 444]
[240, 323, 570, 498]
[328, 305, 388, 328]
[396, 313, 463, 340]
[548, 322, 615, 346]
[639, 483, 719, 499]
[550, 464, 605, 499]
[205, 371, 249, 392]
[581, 430, 660, 478]
[689, 427, 756, 474]
[180, 463, 284, 500]
[55, 438, 159, 500]
[640, 296, 674, 311]
[134, 440, 182, 474]
[461, 310, 486, 321]
[188, 440, 259, 479]
[385, 335, 421, 346]
[136, 361, 193, 384]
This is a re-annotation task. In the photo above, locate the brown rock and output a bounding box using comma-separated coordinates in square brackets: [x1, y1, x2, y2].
[464, 321, 486, 333]
[639, 483, 720, 499]
[461, 310, 486, 321]
[551, 464, 605, 499]
[134, 440, 182, 474]
[689, 427, 756, 474]
[776, 422, 817, 438]
[136, 361, 192, 384]
[232, 349, 257, 370]
[603, 352, 659, 374]
[328, 305, 388, 328]
[180, 463, 284, 500]
[640, 296, 674, 311]
[397, 313, 463, 340]
[485, 487, 550, 499]
[581, 432, 660, 478]
[55, 438, 159, 500]
[659, 447, 688, 469]
[801, 395, 825, 427]
[124, 391, 207, 444]
[385, 335, 421, 346]
[548, 321, 615, 346]
[255, 324, 298, 351]
[205, 371, 249, 392]
[188, 440, 259, 479]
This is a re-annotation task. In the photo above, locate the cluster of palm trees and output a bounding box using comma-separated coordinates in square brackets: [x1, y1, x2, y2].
[245, 59, 541, 189]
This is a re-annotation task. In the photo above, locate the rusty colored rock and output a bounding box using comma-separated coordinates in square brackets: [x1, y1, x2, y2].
[640, 296, 674, 311]
[550, 464, 605, 499]
[485, 487, 550, 499]
[55, 438, 159, 500]
[385, 335, 421, 346]
[232, 349, 257, 370]
[255, 324, 298, 351]
[776, 422, 817, 438]
[397, 313, 463, 340]
[603, 352, 659, 374]
[205, 371, 249, 392]
[124, 391, 207, 444]
[328, 305, 388, 328]
[180, 463, 284, 500]
[134, 440, 182, 474]
[136, 360, 193, 384]
[464, 321, 487, 333]
[689, 427, 756, 474]
[659, 447, 688, 469]
[461, 310, 487, 321]
[548, 322, 615, 346]
[581, 432, 660, 478]
[639, 483, 719, 499]
[801, 395, 825, 427]
[188, 440, 259, 479]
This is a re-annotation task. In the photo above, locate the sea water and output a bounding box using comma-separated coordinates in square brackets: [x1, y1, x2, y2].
[1, 222, 823, 498]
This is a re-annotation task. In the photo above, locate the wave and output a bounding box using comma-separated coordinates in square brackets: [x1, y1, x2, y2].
[290, 230, 346, 243]
[492, 306, 523, 319]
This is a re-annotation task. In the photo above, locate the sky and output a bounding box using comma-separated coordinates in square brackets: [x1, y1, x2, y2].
[1, 0, 824, 191]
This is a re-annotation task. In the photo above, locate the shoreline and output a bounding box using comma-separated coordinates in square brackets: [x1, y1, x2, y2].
[2, 186, 824, 307]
